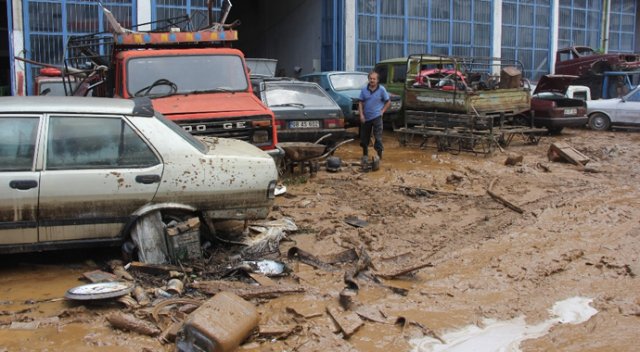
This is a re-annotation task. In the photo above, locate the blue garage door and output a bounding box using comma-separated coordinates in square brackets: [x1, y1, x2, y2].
[502, 0, 553, 81]
[355, 0, 492, 72]
[609, 0, 636, 52]
[23, 0, 135, 95]
[152, 0, 224, 30]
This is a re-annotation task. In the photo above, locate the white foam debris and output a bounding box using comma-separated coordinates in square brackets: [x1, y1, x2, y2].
[411, 297, 598, 352]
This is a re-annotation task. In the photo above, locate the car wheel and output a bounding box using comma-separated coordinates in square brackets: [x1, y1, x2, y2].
[589, 113, 611, 131]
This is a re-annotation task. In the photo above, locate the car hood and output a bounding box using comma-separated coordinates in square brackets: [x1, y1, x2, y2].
[150, 93, 266, 117]
[197, 136, 273, 159]
[534, 75, 579, 95]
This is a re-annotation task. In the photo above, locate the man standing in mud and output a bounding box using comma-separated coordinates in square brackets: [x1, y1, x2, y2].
[358, 71, 390, 160]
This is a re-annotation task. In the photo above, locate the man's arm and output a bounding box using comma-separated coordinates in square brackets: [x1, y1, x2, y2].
[381, 100, 391, 115]
[358, 101, 365, 124]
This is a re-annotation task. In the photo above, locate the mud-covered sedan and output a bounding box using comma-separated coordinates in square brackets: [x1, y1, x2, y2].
[0, 96, 277, 254]
[252, 78, 349, 143]
[587, 86, 640, 130]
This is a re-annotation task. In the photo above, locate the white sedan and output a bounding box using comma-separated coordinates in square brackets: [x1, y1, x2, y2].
[586, 86, 640, 130]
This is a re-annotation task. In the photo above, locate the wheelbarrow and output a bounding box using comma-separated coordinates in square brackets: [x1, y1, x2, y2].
[277, 135, 354, 175]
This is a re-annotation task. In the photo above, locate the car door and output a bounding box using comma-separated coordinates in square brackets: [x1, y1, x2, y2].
[614, 90, 640, 125]
[0, 115, 41, 245]
[38, 114, 163, 242]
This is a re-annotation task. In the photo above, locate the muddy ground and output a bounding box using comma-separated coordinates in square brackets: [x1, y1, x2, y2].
[1, 128, 639, 351]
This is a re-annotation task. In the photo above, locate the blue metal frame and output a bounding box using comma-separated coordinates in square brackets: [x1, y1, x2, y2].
[608, 0, 637, 52]
[355, 0, 492, 72]
[21, 0, 137, 95]
[321, 0, 344, 71]
[558, 0, 602, 49]
[501, 0, 552, 80]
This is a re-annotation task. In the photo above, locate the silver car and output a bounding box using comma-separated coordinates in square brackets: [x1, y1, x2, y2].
[587, 86, 640, 130]
[0, 96, 277, 253]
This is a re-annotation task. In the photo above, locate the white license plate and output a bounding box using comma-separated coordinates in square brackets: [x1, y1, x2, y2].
[564, 108, 577, 116]
[289, 120, 320, 128]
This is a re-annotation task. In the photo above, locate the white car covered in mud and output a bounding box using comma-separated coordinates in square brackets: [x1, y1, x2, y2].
[587, 85, 640, 130]
[0, 96, 278, 254]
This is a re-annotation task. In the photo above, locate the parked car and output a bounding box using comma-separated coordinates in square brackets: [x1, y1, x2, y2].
[0, 96, 278, 254]
[518, 74, 588, 134]
[299, 71, 402, 127]
[555, 46, 640, 77]
[252, 78, 349, 143]
[586, 85, 640, 130]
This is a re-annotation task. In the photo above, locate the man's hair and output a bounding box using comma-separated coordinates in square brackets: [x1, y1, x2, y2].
[368, 71, 379, 79]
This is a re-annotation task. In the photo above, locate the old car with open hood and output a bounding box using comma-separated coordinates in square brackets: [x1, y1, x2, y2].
[517, 74, 588, 134]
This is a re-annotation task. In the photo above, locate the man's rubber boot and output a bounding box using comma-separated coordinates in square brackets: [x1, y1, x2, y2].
[376, 149, 383, 160]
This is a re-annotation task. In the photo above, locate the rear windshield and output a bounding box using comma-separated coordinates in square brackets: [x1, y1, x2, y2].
[155, 113, 208, 154]
[329, 74, 368, 91]
[264, 83, 336, 108]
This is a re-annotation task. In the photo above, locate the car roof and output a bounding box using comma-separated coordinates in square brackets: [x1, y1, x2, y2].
[301, 71, 367, 77]
[376, 57, 407, 64]
[0, 96, 155, 116]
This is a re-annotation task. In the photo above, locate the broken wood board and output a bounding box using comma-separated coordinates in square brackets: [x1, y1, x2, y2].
[258, 324, 298, 338]
[82, 270, 118, 283]
[548, 142, 590, 166]
[285, 301, 325, 319]
[326, 306, 364, 338]
[487, 177, 525, 214]
[190, 280, 305, 299]
[248, 273, 277, 287]
[106, 313, 160, 336]
[374, 262, 434, 279]
[126, 261, 192, 276]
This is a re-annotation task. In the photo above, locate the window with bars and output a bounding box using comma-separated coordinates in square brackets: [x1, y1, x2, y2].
[557, 0, 601, 50]
[609, 0, 636, 52]
[153, 0, 218, 30]
[501, 0, 552, 81]
[23, 0, 135, 95]
[355, 0, 491, 73]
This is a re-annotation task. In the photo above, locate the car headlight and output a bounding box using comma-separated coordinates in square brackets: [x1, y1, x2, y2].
[253, 131, 270, 144]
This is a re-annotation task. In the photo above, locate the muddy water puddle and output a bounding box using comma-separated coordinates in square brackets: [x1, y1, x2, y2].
[2, 129, 640, 351]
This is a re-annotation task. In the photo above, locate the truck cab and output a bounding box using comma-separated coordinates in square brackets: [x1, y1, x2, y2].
[65, 27, 281, 158]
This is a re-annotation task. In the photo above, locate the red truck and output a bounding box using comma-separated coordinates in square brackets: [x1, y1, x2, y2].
[61, 18, 280, 158]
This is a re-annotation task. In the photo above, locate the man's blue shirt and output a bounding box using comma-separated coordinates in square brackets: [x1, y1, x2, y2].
[359, 84, 390, 121]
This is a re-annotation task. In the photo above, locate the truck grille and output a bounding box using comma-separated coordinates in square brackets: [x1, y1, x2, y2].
[176, 115, 273, 146]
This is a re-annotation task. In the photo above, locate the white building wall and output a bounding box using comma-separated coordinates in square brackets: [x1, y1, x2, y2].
[345, 0, 356, 71]
[10, 0, 24, 95]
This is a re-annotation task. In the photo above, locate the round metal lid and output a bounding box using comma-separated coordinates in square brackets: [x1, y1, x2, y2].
[65, 282, 134, 301]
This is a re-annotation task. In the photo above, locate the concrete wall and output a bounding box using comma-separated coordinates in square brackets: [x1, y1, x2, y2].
[232, 0, 321, 77]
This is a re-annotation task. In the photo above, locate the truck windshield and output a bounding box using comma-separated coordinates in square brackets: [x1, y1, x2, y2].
[329, 74, 368, 91]
[127, 55, 249, 97]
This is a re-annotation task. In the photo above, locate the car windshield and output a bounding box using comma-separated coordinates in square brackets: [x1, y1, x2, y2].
[263, 83, 336, 108]
[624, 87, 640, 101]
[127, 55, 249, 97]
[154, 113, 208, 153]
[329, 74, 368, 91]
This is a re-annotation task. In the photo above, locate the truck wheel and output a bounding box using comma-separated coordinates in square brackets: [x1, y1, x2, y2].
[589, 113, 611, 131]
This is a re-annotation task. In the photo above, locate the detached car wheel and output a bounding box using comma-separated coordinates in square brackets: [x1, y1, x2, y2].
[589, 113, 611, 131]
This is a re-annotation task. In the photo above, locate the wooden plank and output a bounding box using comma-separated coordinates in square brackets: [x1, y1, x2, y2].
[190, 280, 305, 299]
[326, 306, 364, 338]
[548, 142, 590, 166]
